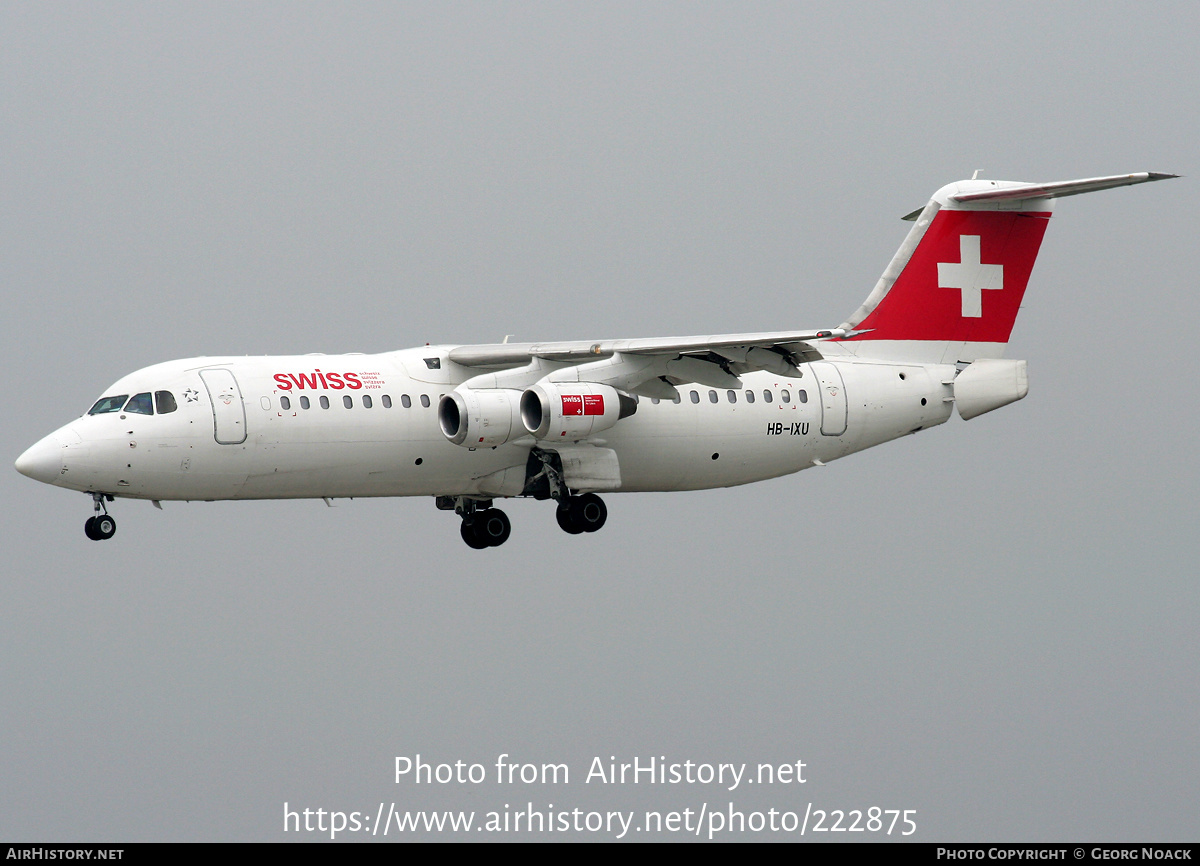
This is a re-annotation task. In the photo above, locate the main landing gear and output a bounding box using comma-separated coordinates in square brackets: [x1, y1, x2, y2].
[460, 507, 512, 550]
[438, 497, 513, 549]
[84, 493, 116, 541]
[437, 491, 610, 548]
[438, 497, 514, 549]
[555, 493, 607, 535]
[529, 448, 607, 536]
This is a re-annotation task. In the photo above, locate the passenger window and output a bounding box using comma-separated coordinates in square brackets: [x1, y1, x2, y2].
[155, 391, 178, 414]
[651, 398, 660, 405]
[708, 390, 718, 403]
[420, 395, 430, 408]
[382, 395, 392, 408]
[690, 390, 700, 404]
[319, 396, 330, 409]
[763, 390, 773, 403]
[343, 395, 353, 409]
[745, 390, 755, 403]
[401, 394, 412, 408]
[300, 396, 311, 410]
[781, 390, 791, 403]
[727, 390, 737, 403]
[672, 395, 681, 404]
[88, 395, 129, 415]
[798, 389, 808, 403]
[124, 393, 153, 415]
[363, 395, 373, 409]
[280, 396, 291, 410]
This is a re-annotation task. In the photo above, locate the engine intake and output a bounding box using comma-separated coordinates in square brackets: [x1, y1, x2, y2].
[438, 388, 523, 447]
[521, 383, 635, 441]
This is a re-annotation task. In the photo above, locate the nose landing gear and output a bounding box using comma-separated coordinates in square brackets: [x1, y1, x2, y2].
[84, 493, 116, 541]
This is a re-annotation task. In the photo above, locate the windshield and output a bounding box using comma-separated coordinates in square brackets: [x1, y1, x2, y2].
[124, 393, 153, 415]
[88, 395, 129, 415]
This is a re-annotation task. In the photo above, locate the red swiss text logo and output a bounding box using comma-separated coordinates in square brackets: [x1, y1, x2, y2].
[561, 394, 605, 416]
[273, 370, 364, 391]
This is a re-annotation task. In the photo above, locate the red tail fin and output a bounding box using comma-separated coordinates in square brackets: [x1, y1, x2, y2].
[853, 208, 1049, 343]
[839, 173, 1175, 362]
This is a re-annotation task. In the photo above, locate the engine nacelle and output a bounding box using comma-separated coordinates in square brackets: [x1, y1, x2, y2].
[438, 388, 523, 447]
[954, 358, 1029, 420]
[520, 382, 634, 441]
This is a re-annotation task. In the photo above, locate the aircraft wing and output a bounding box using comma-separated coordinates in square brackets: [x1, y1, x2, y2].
[448, 329, 846, 366]
[448, 328, 846, 398]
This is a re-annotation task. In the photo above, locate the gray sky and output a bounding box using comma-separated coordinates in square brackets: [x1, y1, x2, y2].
[2, 1, 1196, 842]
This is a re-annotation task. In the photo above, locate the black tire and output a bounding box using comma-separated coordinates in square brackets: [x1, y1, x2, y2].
[460, 517, 489, 549]
[573, 493, 607, 533]
[94, 514, 117, 540]
[556, 501, 584, 534]
[474, 508, 511, 547]
[84, 516, 99, 540]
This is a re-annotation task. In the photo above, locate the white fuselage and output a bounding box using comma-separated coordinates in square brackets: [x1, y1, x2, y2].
[24, 346, 955, 503]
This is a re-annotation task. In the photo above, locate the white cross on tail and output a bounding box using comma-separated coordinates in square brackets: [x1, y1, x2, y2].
[937, 235, 1003, 317]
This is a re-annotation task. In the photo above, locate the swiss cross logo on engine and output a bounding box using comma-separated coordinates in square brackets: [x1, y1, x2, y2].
[938, 235, 1004, 318]
[561, 394, 605, 416]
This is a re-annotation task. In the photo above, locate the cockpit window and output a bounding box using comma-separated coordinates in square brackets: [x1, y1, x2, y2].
[88, 395, 129, 415]
[124, 393, 154, 415]
[155, 391, 178, 414]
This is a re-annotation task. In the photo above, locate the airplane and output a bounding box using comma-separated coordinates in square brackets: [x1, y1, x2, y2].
[15, 171, 1175, 548]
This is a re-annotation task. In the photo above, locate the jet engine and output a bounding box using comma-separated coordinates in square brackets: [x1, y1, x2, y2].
[438, 388, 524, 447]
[520, 382, 635, 441]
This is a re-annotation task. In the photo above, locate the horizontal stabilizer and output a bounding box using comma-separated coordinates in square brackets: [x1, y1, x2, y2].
[901, 172, 1177, 219]
[949, 172, 1177, 204]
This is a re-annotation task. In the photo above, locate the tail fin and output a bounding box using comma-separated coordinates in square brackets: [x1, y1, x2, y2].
[838, 172, 1176, 364]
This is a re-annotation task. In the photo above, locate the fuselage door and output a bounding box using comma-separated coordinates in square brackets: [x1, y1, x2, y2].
[811, 362, 848, 436]
[199, 368, 248, 445]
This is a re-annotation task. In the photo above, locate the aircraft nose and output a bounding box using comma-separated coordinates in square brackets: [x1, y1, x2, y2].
[15, 433, 65, 485]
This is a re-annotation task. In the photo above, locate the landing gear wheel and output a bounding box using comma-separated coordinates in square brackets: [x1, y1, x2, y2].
[85, 514, 116, 541]
[473, 508, 511, 547]
[572, 493, 607, 533]
[557, 494, 607, 534]
[94, 514, 117, 540]
[460, 517, 489, 549]
[556, 501, 584, 534]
